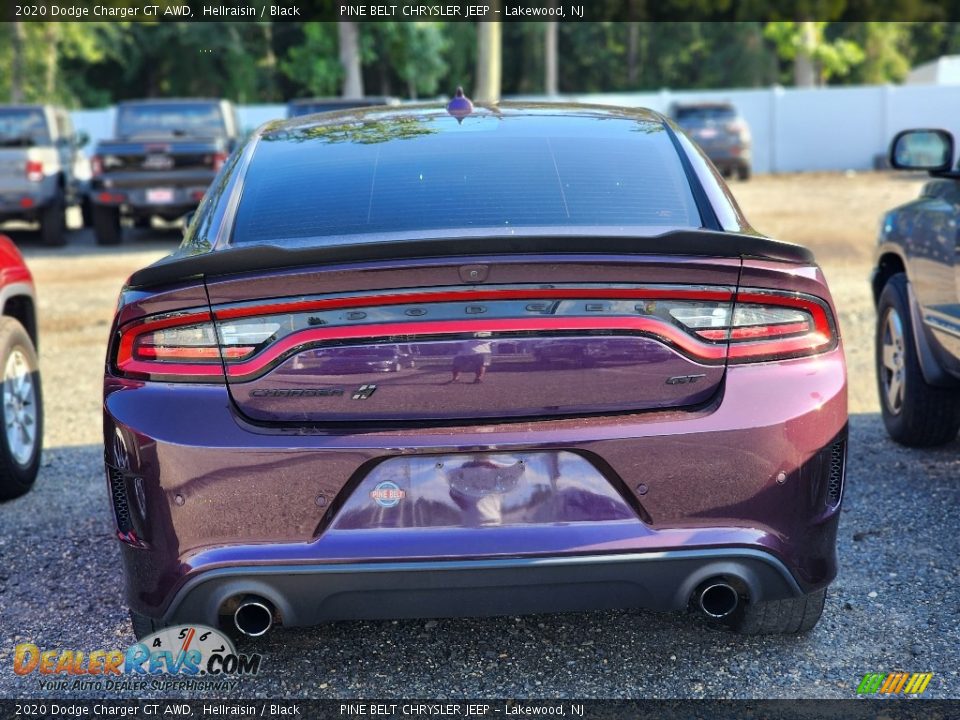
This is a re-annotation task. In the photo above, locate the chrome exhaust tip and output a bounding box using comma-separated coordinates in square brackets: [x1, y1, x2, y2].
[697, 582, 740, 619]
[233, 597, 274, 637]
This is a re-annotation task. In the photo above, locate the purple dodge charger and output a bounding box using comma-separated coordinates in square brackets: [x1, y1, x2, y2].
[104, 102, 847, 639]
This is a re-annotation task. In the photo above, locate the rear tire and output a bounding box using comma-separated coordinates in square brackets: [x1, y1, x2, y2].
[92, 205, 122, 245]
[0, 318, 43, 501]
[737, 162, 751, 181]
[732, 588, 826, 635]
[80, 197, 93, 228]
[38, 195, 66, 247]
[876, 273, 960, 446]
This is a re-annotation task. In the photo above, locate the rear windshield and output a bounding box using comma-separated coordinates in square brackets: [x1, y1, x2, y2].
[0, 109, 50, 147]
[232, 115, 700, 244]
[674, 106, 737, 123]
[117, 102, 225, 139]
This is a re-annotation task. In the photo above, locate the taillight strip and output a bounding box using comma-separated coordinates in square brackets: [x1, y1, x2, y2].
[213, 287, 735, 321]
[113, 287, 839, 381]
[223, 318, 726, 379]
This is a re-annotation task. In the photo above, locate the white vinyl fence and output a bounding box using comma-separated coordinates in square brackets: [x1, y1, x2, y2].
[71, 83, 960, 175]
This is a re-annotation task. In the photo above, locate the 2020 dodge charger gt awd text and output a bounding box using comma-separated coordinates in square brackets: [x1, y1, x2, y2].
[104, 102, 847, 639]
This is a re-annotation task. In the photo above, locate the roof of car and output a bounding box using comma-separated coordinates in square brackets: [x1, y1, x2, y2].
[288, 96, 399, 105]
[118, 98, 228, 106]
[0, 104, 52, 111]
[261, 101, 666, 139]
[673, 101, 736, 107]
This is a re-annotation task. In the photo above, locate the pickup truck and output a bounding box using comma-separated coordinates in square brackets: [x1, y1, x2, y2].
[89, 98, 240, 245]
[0, 104, 89, 246]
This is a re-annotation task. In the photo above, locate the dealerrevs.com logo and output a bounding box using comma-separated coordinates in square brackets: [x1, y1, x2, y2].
[14, 625, 262, 692]
[857, 672, 934, 696]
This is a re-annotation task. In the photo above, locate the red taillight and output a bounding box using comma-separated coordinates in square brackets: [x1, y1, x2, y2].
[91, 155, 103, 177]
[212, 152, 228, 171]
[687, 291, 835, 363]
[25, 160, 44, 182]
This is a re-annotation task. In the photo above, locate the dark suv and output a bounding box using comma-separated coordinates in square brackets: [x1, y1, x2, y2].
[287, 97, 400, 118]
[89, 99, 240, 245]
[874, 128, 960, 446]
[671, 103, 752, 181]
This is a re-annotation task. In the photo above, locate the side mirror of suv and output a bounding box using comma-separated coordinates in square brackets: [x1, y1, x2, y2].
[75, 130, 90, 148]
[890, 129, 953, 173]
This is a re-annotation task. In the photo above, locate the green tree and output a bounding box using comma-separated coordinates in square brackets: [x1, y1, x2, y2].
[279, 23, 343, 97]
[765, 21, 865, 86]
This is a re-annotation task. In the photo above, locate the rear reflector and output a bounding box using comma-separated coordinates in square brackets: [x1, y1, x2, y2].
[25, 160, 44, 182]
[112, 285, 838, 382]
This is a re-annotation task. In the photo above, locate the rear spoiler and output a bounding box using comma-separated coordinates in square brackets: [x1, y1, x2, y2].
[126, 230, 815, 289]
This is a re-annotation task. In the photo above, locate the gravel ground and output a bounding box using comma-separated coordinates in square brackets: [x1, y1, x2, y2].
[0, 172, 957, 699]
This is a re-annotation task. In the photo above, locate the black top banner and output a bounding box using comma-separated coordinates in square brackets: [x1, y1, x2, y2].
[4, 0, 960, 22]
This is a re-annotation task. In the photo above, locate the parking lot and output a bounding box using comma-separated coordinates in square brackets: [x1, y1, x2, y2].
[0, 171, 957, 699]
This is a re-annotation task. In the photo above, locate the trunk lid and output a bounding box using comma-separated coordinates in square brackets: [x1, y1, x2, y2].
[205, 255, 740, 424]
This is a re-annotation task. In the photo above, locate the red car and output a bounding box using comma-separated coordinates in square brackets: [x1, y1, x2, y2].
[0, 234, 41, 500]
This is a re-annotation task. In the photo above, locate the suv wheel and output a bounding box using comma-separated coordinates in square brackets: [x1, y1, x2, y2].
[38, 193, 67, 247]
[0, 318, 43, 501]
[732, 588, 826, 635]
[737, 162, 751, 181]
[876, 273, 960, 446]
[80, 197, 94, 228]
[92, 205, 122, 245]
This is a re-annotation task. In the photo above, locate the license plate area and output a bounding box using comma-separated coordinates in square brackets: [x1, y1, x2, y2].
[331, 451, 638, 530]
[146, 187, 175, 204]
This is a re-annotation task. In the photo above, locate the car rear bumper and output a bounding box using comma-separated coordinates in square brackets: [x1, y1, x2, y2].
[0, 178, 61, 219]
[157, 549, 803, 627]
[91, 171, 214, 216]
[104, 346, 847, 623]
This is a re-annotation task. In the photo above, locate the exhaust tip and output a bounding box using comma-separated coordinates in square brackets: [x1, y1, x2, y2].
[697, 582, 740, 619]
[233, 598, 274, 637]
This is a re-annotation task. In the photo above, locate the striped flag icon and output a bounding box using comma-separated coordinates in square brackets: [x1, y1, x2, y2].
[857, 672, 932, 695]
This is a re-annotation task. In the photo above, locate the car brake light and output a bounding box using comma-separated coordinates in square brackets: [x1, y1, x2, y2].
[684, 291, 835, 362]
[25, 160, 44, 182]
[113, 287, 837, 382]
[91, 155, 103, 177]
[212, 152, 228, 171]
